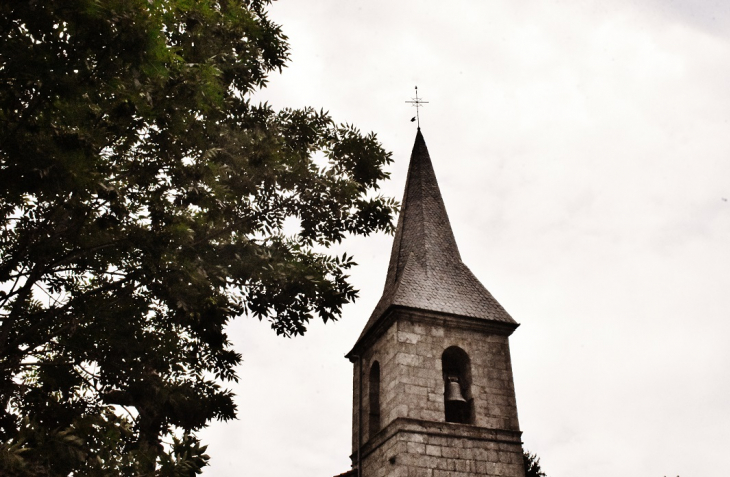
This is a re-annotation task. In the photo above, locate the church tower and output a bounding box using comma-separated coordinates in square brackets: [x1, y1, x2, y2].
[346, 130, 525, 477]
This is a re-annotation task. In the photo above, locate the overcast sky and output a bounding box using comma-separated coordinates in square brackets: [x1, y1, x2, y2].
[198, 1, 730, 476]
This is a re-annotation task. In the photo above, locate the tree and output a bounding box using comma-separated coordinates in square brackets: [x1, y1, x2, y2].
[523, 450, 547, 477]
[0, 1, 397, 474]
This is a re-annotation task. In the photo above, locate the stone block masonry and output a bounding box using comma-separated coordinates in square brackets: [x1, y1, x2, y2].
[358, 417, 524, 477]
[351, 309, 524, 476]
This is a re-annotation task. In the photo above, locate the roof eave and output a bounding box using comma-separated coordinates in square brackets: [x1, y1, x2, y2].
[346, 305, 520, 362]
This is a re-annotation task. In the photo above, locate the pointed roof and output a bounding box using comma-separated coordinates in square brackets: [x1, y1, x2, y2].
[351, 129, 516, 351]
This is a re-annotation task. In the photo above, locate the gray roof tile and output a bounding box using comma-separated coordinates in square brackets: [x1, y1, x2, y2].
[352, 130, 516, 348]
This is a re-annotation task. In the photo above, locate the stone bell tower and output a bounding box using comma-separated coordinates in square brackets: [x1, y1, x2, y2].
[345, 129, 525, 477]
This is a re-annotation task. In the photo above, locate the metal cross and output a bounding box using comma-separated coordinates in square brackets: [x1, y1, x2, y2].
[406, 86, 429, 128]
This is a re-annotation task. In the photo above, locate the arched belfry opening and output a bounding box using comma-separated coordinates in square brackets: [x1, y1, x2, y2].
[442, 346, 474, 424]
[368, 361, 381, 438]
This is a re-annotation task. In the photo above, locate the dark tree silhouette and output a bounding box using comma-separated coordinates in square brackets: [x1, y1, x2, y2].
[0, 0, 396, 474]
[524, 450, 547, 477]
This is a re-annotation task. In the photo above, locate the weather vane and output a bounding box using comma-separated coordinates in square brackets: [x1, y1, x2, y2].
[406, 86, 428, 128]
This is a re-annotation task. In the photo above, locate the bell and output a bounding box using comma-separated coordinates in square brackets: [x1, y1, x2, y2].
[444, 376, 466, 403]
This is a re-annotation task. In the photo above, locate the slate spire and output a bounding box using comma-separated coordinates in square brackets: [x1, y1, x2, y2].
[352, 129, 516, 348]
[384, 129, 461, 288]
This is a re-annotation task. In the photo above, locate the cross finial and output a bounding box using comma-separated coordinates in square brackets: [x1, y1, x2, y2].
[406, 86, 429, 129]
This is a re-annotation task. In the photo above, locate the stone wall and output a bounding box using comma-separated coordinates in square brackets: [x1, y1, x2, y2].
[359, 418, 524, 477]
[350, 308, 524, 476]
[385, 309, 520, 431]
[352, 317, 399, 455]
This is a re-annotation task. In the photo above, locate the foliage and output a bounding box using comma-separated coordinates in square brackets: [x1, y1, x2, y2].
[0, 0, 397, 474]
[523, 450, 547, 477]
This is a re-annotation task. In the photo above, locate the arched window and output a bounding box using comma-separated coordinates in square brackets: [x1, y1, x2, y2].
[368, 361, 381, 437]
[442, 346, 474, 424]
